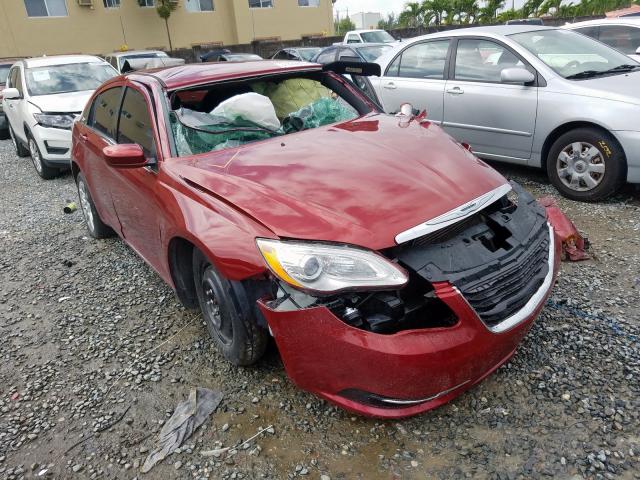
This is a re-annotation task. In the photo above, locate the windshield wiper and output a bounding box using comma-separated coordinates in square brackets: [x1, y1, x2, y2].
[566, 64, 640, 80]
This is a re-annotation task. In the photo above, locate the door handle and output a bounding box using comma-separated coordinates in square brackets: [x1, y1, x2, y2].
[383, 82, 397, 90]
[446, 87, 464, 95]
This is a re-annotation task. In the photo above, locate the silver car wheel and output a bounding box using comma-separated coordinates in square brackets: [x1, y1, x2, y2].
[556, 142, 605, 192]
[78, 179, 95, 235]
[28, 138, 43, 174]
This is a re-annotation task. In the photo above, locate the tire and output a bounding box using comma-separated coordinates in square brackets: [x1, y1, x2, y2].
[9, 125, 29, 157]
[28, 133, 58, 180]
[0, 128, 9, 140]
[546, 128, 626, 202]
[76, 172, 114, 239]
[193, 249, 268, 366]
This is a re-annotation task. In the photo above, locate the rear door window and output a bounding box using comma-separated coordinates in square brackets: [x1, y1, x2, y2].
[398, 40, 450, 79]
[117, 87, 156, 159]
[573, 26, 600, 40]
[88, 87, 122, 139]
[598, 25, 640, 55]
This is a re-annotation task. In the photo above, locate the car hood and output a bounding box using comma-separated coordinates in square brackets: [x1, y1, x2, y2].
[567, 70, 640, 106]
[29, 90, 93, 113]
[170, 114, 508, 250]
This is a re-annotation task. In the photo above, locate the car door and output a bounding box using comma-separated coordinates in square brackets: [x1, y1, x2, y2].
[378, 39, 451, 119]
[75, 86, 124, 231]
[109, 83, 165, 268]
[4, 66, 27, 143]
[442, 37, 538, 162]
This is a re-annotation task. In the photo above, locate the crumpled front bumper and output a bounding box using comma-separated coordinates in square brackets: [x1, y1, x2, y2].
[259, 220, 563, 419]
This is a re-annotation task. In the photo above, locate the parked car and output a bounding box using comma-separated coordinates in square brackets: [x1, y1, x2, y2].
[271, 47, 322, 61]
[343, 29, 396, 44]
[71, 60, 563, 418]
[371, 25, 640, 201]
[2, 55, 117, 179]
[564, 18, 640, 61]
[0, 59, 21, 140]
[312, 43, 393, 64]
[105, 50, 176, 73]
[199, 48, 232, 62]
[201, 51, 263, 63]
[506, 18, 544, 25]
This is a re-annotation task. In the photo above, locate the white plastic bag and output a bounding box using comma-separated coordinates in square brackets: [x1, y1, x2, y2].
[211, 92, 280, 131]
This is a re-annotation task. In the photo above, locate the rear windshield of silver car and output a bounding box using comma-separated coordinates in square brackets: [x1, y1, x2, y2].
[25, 63, 117, 96]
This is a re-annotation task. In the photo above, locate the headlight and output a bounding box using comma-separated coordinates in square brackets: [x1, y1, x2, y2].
[33, 113, 76, 130]
[256, 239, 408, 294]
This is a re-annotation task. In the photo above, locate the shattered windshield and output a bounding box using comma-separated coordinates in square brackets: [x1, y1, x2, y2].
[170, 74, 361, 156]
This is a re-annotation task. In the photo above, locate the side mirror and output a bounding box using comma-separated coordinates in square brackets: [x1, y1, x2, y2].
[2, 88, 21, 99]
[103, 144, 148, 169]
[501, 67, 535, 85]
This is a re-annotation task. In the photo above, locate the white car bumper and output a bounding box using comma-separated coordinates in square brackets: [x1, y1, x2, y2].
[31, 124, 72, 167]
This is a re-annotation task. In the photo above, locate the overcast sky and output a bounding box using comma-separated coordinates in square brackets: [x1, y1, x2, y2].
[333, 0, 527, 18]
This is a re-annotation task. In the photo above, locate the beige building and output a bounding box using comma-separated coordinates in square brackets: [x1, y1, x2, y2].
[0, 0, 335, 58]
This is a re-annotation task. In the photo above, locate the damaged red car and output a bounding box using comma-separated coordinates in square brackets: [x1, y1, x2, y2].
[71, 60, 562, 418]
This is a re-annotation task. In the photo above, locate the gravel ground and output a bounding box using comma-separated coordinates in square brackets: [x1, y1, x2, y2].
[0, 137, 639, 480]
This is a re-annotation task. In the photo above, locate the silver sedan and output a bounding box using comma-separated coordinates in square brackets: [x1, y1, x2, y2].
[371, 26, 640, 201]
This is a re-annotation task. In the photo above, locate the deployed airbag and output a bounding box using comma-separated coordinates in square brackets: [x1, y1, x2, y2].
[211, 92, 280, 131]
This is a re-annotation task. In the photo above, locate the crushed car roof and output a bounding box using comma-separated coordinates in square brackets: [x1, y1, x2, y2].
[138, 60, 322, 90]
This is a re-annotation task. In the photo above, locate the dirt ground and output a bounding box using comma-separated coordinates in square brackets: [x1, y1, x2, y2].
[0, 138, 639, 480]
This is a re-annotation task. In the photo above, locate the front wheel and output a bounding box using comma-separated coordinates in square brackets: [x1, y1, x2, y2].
[546, 128, 626, 202]
[193, 250, 268, 366]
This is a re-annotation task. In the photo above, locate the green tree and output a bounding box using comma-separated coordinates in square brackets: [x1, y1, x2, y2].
[478, 0, 505, 23]
[334, 17, 356, 35]
[422, 0, 450, 25]
[156, 0, 177, 51]
[399, 2, 425, 27]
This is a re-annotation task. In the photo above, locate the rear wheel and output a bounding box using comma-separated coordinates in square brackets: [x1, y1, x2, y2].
[546, 128, 626, 202]
[193, 249, 268, 366]
[10, 126, 29, 157]
[28, 134, 58, 180]
[76, 172, 114, 239]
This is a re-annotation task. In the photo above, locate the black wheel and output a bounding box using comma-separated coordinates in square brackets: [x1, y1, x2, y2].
[0, 128, 9, 140]
[9, 125, 29, 157]
[27, 133, 58, 179]
[193, 249, 268, 366]
[546, 128, 626, 202]
[76, 172, 114, 239]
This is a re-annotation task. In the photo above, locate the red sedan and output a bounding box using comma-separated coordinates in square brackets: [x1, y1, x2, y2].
[71, 60, 562, 418]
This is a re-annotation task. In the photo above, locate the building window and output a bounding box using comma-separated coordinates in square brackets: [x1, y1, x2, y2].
[24, 0, 68, 17]
[103, 0, 120, 7]
[185, 0, 214, 12]
[298, 0, 319, 6]
[249, 0, 273, 8]
[138, 0, 155, 7]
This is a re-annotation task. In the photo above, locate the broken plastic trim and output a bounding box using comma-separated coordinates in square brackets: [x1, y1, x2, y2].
[338, 380, 470, 409]
[395, 183, 513, 244]
[484, 223, 555, 334]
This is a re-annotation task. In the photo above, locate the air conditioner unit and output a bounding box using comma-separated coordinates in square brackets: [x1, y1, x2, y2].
[77, 0, 94, 6]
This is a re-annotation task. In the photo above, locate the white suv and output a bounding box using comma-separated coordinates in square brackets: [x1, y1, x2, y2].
[2, 55, 117, 179]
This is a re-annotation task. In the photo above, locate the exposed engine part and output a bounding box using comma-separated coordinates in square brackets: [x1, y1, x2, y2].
[269, 278, 457, 335]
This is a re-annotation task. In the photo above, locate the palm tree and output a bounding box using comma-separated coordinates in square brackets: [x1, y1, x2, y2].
[399, 2, 424, 28]
[479, 0, 504, 23]
[422, 0, 450, 26]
